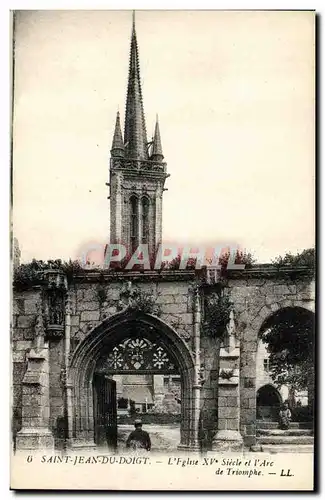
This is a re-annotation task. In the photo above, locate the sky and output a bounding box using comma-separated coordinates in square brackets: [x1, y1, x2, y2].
[12, 10, 315, 264]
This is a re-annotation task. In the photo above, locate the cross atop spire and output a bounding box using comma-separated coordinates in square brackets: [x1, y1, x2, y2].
[132, 9, 136, 32]
[124, 11, 148, 160]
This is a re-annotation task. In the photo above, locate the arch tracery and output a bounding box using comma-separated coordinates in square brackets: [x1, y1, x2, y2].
[69, 309, 195, 448]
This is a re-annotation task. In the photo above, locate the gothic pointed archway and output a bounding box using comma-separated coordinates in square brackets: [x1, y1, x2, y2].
[68, 309, 196, 450]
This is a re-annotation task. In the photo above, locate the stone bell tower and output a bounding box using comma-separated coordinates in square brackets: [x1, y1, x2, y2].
[108, 12, 169, 258]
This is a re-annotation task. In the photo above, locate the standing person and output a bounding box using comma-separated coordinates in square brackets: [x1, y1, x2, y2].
[126, 419, 151, 451]
[279, 401, 292, 430]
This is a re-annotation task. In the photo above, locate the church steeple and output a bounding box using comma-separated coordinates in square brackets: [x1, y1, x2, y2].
[150, 115, 164, 161]
[109, 12, 168, 256]
[111, 111, 124, 157]
[124, 11, 148, 160]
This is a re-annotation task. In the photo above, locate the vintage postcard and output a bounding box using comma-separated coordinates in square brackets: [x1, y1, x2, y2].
[10, 9, 315, 491]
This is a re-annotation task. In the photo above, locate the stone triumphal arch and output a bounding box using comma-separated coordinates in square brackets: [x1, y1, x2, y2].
[68, 310, 196, 450]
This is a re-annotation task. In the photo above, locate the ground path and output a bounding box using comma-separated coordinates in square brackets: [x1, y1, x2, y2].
[117, 424, 180, 452]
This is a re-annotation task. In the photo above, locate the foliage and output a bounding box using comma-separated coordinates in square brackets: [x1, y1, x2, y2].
[165, 248, 256, 272]
[130, 289, 161, 315]
[129, 400, 136, 416]
[271, 248, 315, 269]
[13, 259, 44, 290]
[166, 255, 197, 270]
[203, 287, 233, 338]
[291, 405, 313, 422]
[218, 248, 256, 271]
[118, 283, 161, 316]
[13, 258, 84, 290]
[260, 307, 315, 393]
[117, 397, 129, 409]
[59, 259, 84, 282]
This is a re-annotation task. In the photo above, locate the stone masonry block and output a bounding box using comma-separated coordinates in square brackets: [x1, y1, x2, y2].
[274, 284, 290, 295]
[12, 328, 24, 341]
[156, 294, 170, 304]
[161, 303, 188, 314]
[80, 311, 100, 322]
[70, 326, 79, 336]
[240, 387, 255, 399]
[218, 406, 238, 419]
[179, 313, 193, 325]
[218, 397, 227, 407]
[226, 397, 238, 406]
[249, 398, 256, 408]
[13, 298, 25, 315]
[15, 340, 32, 351]
[241, 365, 256, 379]
[24, 298, 38, 314]
[259, 305, 271, 319]
[12, 351, 27, 362]
[174, 295, 189, 304]
[158, 283, 190, 295]
[23, 328, 34, 341]
[242, 341, 257, 353]
[106, 288, 120, 300]
[218, 419, 227, 430]
[22, 406, 44, 418]
[82, 288, 98, 302]
[241, 398, 249, 409]
[244, 435, 256, 447]
[22, 385, 46, 396]
[71, 315, 80, 326]
[217, 387, 238, 397]
[18, 316, 35, 328]
[50, 384, 63, 398]
[77, 301, 99, 312]
[245, 424, 256, 435]
[225, 419, 239, 431]
[241, 409, 256, 424]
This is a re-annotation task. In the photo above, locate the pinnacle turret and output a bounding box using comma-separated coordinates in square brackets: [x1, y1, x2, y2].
[150, 115, 164, 161]
[111, 111, 124, 157]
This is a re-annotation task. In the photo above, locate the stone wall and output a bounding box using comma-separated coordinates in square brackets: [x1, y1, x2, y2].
[228, 275, 315, 447]
[11, 269, 315, 451]
[12, 289, 40, 446]
[68, 279, 194, 355]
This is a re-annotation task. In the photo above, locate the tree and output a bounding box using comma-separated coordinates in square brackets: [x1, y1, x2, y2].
[271, 248, 315, 269]
[260, 307, 315, 401]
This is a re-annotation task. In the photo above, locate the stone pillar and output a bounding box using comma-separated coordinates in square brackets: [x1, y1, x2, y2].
[115, 172, 122, 242]
[155, 185, 162, 248]
[211, 310, 243, 452]
[191, 285, 202, 451]
[16, 300, 54, 451]
[63, 293, 72, 447]
[16, 345, 54, 450]
[138, 196, 142, 247]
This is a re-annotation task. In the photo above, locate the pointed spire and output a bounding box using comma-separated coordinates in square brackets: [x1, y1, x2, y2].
[151, 115, 164, 161]
[111, 111, 124, 157]
[124, 11, 148, 160]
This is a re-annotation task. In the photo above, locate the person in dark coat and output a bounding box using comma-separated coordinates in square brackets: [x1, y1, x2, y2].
[279, 401, 292, 430]
[126, 419, 151, 451]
